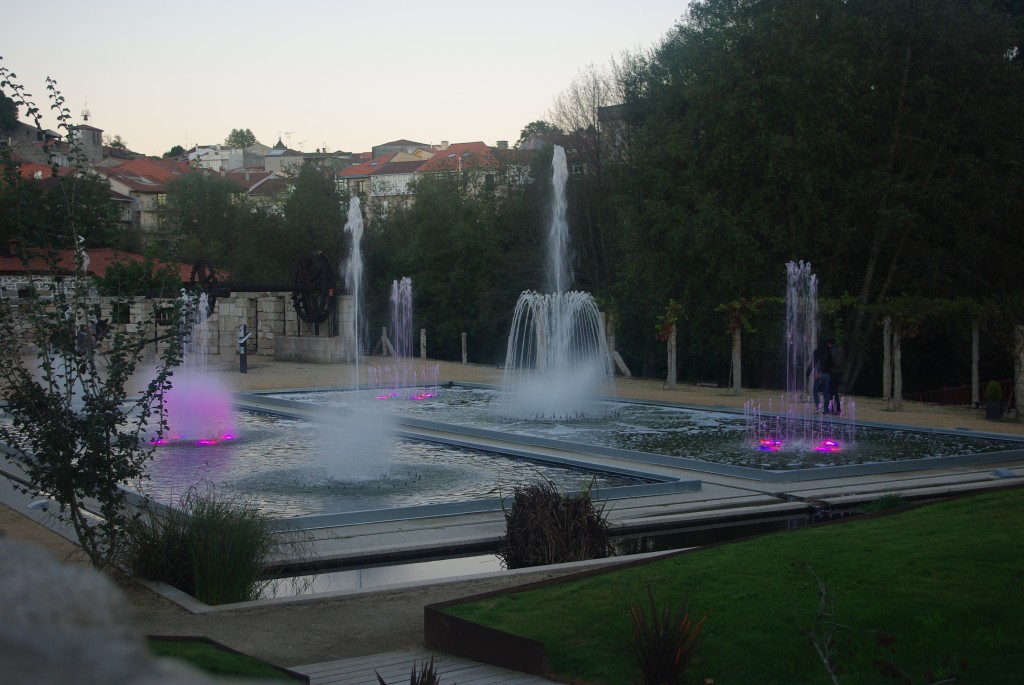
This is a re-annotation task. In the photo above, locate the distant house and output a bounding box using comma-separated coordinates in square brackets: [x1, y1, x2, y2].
[336, 153, 427, 220]
[92, 158, 190, 237]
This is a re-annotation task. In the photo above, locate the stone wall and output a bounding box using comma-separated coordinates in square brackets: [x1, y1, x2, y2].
[3, 290, 353, 368]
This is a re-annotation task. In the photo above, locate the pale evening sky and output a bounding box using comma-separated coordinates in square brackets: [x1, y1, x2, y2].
[4, 1, 687, 157]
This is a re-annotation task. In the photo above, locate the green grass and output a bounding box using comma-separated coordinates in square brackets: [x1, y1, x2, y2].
[446, 487, 1024, 684]
[148, 638, 298, 680]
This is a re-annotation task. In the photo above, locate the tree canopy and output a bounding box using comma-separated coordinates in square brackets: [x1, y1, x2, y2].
[225, 128, 257, 148]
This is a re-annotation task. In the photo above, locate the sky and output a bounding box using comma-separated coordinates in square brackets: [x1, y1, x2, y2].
[4, 1, 687, 157]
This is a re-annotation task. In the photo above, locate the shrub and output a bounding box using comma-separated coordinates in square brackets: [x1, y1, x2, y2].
[629, 586, 706, 685]
[497, 478, 612, 569]
[376, 656, 441, 685]
[121, 485, 279, 605]
[984, 380, 1003, 404]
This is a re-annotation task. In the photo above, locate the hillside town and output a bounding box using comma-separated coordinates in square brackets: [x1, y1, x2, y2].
[2, 109, 578, 245]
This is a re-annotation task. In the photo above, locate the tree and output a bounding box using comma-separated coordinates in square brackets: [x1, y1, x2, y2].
[516, 120, 563, 149]
[0, 91, 17, 131]
[162, 144, 185, 159]
[610, 0, 1024, 389]
[103, 134, 127, 151]
[0, 62, 187, 569]
[225, 128, 257, 148]
[284, 164, 343, 270]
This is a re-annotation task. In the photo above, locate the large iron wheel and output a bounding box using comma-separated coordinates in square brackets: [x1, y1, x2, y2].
[292, 251, 336, 324]
[188, 258, 219, 317]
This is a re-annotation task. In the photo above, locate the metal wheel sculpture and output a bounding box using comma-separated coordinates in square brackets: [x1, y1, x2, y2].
[291, 251, 336, 324]
[188, 258, 219, 316]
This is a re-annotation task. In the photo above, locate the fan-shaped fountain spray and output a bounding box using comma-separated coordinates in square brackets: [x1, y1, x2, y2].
[500, 146, 614, 420]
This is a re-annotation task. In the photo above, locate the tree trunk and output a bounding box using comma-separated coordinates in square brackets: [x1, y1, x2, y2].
[891, 322, 904, 411]
[882, 317, 892, 403]
[1015, 324, 1023, 423]
[665, 324, 677, 390]
[971, 320, 980, 406]
[729, 325, 742, 396]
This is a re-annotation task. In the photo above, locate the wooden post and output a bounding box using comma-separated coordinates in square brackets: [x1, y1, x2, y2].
[665, 324, 677, 390]
[420, 328, 427, 359]
[461, 332, 467, 364]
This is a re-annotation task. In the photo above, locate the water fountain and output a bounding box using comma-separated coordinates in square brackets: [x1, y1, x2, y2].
[342, 197, 365, 386]
[368, 277, 440, 400]
[786, 260, 818, 404]
[741, 261, 856, 454]
[159, 292, 235, 444]
[500, 146, 614, 420]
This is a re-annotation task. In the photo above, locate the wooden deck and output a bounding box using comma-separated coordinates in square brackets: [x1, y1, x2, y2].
[294, 648, 556, 684]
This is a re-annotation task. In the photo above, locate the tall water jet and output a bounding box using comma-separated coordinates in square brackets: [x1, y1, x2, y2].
[368, 277, 439, 399]
[343, 197, 365, 388]
[785, 260, 818, 404]
[547, 145, 571, 294]
[391, 277, 413, 358]
[501, 145, 614, 420]
[162, 292, 235, 443]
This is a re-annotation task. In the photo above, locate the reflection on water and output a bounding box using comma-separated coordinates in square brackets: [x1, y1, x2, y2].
[142, 410, 647, 518]
[267, 388, 1020, 469]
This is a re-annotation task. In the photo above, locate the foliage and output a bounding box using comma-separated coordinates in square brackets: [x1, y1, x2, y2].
[0, 62, 187, 569]
[162, 144, 185, 159]
[497, 478, 612, 569]
[96, 256, 182, 298]
[516, 120, 563, 148]
[629, 586, 706, 685]
[120, 485, 280, 605]
[149, 638, 298, 680]
[225, 127, 257, 148]
[608, 0, 1024, 390]
[284, 164, 343, 270]
[984, 380, 1003, 403]
[375, 656, 441, 685]
[0, 90, 17, 130]
[654, 299, 683, 342]
[447, 487, 1024, 684]
[103, 133, 127, 151]
[860, 493, 907, 513]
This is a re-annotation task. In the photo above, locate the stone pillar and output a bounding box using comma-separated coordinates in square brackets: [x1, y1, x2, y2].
[420, 328, 427, 360]
[665, 324, 677, 390]
[461, 332, 467, 364]
[729, 324, 742, 396]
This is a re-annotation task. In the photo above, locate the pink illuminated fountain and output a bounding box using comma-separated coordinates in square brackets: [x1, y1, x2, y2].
[744, 261, 855, 457]
[158, 292, 236, 445]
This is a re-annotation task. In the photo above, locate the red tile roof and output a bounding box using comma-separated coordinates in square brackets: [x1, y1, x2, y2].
[417, 141, 497, 172]
[0, 247, 194, 282]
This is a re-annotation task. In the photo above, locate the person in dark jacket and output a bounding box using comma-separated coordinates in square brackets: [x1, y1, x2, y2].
[826, 340, 845, 415]
[809, 342, 831, 413]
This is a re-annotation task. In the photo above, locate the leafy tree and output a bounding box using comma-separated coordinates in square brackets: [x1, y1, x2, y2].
[224, 127, 257, 148]
[0, 91, 16, 131]
[284, 164, 343, 270]
[103, 134, 127, 150]
[162, 144, 185, 159]
[0, 61, 187, 569]
[610, 0, 1024, 389]
[96, 257, 181, 298]
[516, 120, 563, 149]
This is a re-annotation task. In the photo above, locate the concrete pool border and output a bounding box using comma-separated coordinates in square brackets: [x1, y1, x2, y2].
[237, 385, 1024, 488]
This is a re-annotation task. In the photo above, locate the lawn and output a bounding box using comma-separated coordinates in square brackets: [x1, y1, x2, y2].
[445, 486, 1024, 684]
[149, 637, 301, 681]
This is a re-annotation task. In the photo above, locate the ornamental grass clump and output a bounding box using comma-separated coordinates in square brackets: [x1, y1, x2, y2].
[497, 478, 612, 569]
[121, 485, 279, 605]
[629, 586, 706, 685]
[375, 656, 441, 685]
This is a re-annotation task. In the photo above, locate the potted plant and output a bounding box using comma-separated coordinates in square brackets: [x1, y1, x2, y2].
[984, 381, 1004, 420]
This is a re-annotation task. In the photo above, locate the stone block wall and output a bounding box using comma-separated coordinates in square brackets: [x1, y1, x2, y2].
[4, 290, 353, 368]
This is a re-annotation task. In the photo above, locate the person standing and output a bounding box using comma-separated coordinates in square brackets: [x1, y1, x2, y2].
[809, 342, 831, 413]
[826, 340, 845, 415]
